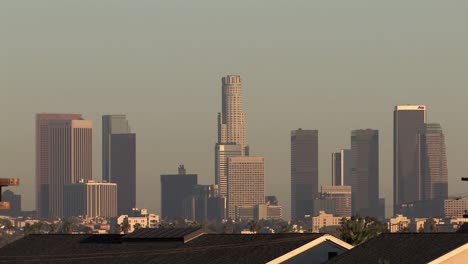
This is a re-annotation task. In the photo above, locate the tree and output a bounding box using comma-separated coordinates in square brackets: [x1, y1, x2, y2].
[248, 220, 260, 233]
[338, 215, 388, 246]
[133, 223, 141, 231]
[60, 220, 74, 234]
[121, 218, 130, 234]
[115, 224, 123, 234]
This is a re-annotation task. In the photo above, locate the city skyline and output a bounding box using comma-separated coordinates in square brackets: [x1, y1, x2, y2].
[3, 1, 468, 220]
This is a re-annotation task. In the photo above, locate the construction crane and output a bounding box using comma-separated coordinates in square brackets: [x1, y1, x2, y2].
[0, 178, 20, 210]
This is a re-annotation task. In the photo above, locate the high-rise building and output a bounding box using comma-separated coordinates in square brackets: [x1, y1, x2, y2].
[321, 185, 352, 217]
[394, 105, 426, 211]
[215, 144, 243, 197]
[183, 184, 221, 223]
[36, 113, 82, 218]
[102, 115, 131, 182]
[227, 156, 265, 219]
[48, 119, 93, 218]
[332, 149, 352, 186]
[111, 134, 136, 214]
[64, 181, 117, 218]
[160, 165, 197, 221]
[351, 129, 379, 217]
[218, 75, 248, 154]
[102, 115, 136, 214]
[417, 123, 448, 201]
[291, 129, 318, 220]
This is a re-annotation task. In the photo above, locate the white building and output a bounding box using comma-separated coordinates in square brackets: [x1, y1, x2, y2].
[311, 211, 346, 233]
[387, 214, 411, 232]
[115, 208, 160, 233]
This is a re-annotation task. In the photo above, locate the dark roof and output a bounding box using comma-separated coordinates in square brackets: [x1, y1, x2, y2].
[327, 233, 468, 264]
[123, 227, 203, 242]
[0, 232, 326, 264]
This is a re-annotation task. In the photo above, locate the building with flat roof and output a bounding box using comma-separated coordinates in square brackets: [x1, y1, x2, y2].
[160, 165, 197, 221]
[351, 129, 379, 217]
[332, 149, 351, 186]
[291, 129, 319, 221]
[48, 119, 93, 218]
[227, 156, 265, 219]
[394, 105, 426, 212]
[35, 113, 82, 218]
[321, 185, 352, 217]
[64, 181, 117, 218]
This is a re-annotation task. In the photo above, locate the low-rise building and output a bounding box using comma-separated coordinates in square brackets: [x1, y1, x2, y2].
[311, 211, 345, 233]
[114, 208, 160, 233]
[387, 214, 411, 233]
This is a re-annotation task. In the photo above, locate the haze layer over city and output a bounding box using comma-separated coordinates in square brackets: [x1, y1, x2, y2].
[2, 1, 468, 219]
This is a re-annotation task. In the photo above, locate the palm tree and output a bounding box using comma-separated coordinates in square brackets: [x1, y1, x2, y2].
[338, 215, 388, 246]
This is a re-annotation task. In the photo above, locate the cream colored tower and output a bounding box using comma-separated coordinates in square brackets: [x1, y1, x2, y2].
[218, 75, 248, 154]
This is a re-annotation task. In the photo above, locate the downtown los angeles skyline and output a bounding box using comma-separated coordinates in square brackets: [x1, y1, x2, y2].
[2, 1, 468, 219]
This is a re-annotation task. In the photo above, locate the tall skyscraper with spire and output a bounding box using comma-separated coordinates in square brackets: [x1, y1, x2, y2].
[394, 105, 426, 211]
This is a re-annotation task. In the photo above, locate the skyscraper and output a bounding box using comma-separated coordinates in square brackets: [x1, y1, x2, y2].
[227, 156, 265, 220]
[102, 115, 131, 182]
[332, 149, 352, 186]
[160, 165, 198, 220]
[218, 75, 247, 153]
[36, 113, 82, 218]
[417, 123, 448, 201]
[291, 129, 318, 220]
[102, 115, 136, 214]
[351, 129, 379, 217]
[394, 105, 426, 211]
[48, 119, 93, 218]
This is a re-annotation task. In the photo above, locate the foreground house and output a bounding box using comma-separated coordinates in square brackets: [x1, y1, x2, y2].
[0, 228, 352, 263]
[327, 233, 468, 264]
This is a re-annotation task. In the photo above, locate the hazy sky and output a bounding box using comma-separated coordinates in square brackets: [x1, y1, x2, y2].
[2, 1, 468, 219]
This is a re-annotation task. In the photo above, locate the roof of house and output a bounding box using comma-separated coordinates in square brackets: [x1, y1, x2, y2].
[0, 231, 336, 264]
[326, 233, 468, 264]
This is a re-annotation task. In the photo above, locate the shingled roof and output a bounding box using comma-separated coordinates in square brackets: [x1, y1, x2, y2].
[326, 233, 468, 264]
[0, 231, 333, 264]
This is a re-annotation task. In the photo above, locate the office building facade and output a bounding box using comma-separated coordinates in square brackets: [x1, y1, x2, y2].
[351, 129, 379, 217]
[291, 129, 318, 220]
[321, 185, 352, 217]
[48, 119, 93, 218]
[417, 123, 448, 201]
[160, 165, 198, 221]
[35, 113, 82, 218]
[227, 156, 265, 219]
[64, 181, 117, 218]
[394, 105, 426, 210]
[215, 144, 243, 197]
[332, 149, 352, 186]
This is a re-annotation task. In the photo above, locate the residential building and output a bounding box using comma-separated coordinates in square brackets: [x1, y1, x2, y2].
[311, 211, 346, 233]
[321, 185, 352, 217]
[332, 149, 351, 186]
[351, 129, 379, 217]
[291, 129, 319, 220]
[102, 115, 136, 214]
[227, 156, 265, 219]
[160, 165, 197, 220]
[394, 105, 426, 212]
[64, 181, 117, 218]
[35, 113, 82, 218]
[0, 228, 353, 264]
[387, 214, 411, 233]
[48, 119, 93, 218]
[417, 123, 448, 201]
[327, 233, 468, 264]
[115, 209, 160, 233]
